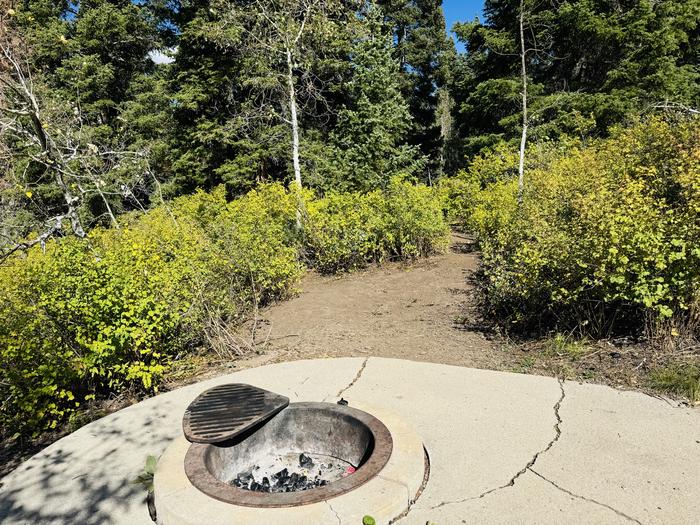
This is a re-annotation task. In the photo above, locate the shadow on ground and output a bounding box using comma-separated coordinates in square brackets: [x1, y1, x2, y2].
[0, 397, 181, 524]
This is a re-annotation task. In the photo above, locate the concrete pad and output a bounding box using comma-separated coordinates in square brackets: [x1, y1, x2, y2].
[340, 358, 564, 508]
[1, 357, 699, 525]
[408, 469, 635, 525]
[532, 380, 700, 525]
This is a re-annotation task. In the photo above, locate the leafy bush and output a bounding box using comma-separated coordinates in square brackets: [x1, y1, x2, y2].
[450, 118, 700, 337]
[0, 188, 301, 435]
[304, 177, 449, 273]
[382, 177, 450, 259]
[0, 179, 447, 436]
[0, 217, 212, 433]
[305, 190, 387, 272]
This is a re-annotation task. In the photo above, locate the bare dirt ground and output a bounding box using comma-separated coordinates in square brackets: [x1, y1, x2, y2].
[228, 232, 695, 406]
[234, 232, 518, 371]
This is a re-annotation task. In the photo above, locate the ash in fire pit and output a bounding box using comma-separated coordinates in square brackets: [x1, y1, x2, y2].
[231, 452, 355, 493]
[184, 401, 393, 506]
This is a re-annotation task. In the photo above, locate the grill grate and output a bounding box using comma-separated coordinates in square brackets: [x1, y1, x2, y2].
[183, 384, 289, 444]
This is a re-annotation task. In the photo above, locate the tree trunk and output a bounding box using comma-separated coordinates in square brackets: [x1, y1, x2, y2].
[286, 48, 302, 190]
[517, 0, 528, 206]
[286, 47, 303, 228]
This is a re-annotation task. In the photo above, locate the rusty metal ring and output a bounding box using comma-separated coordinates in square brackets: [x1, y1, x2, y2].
[184, 402, 393, 507]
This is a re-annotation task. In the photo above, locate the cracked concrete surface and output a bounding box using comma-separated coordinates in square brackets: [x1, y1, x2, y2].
[431, 378, 566, 509]
[2, 357, 699, 524]
[528, 469, 643, 524]
[332, 357, 369, 400]
[325, 501, 342, 525]
[388, 449, 430, 524]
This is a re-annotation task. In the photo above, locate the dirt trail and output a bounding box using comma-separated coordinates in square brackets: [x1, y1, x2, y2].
[249, 232, 515, 370]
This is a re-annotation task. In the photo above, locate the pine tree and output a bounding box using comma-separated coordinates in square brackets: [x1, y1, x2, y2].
[166, 0, 358, 196]
[1, 0, 161, 233]
[377, 0, 453, 177]
[447, 0, 700, 167]
[326, 4, 424, 192]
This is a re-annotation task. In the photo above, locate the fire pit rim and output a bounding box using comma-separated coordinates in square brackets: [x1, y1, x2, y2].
[183, 401, 393, 507]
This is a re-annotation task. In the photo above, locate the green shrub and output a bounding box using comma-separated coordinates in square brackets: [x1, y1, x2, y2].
[0, 179, 447, 436]
[382, 177, 450, 259]
[218, 183, 304, 304]
[0, 215, 214, 433]
[451, 117, 700, 336]
[304, 190, 387, 272]
[0, 187, 301, 436]
[304, 177, 449, 273]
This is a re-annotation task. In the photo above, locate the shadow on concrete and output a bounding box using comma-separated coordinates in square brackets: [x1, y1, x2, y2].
[0, 394, 186, 525]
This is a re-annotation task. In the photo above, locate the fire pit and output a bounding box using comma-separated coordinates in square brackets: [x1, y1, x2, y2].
[184, 402, 392, 506]
[154, 383, 427, 525]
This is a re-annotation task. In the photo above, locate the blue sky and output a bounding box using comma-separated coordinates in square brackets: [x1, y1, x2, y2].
[150, 1, 484, 63]
[442, 0, 485, 52]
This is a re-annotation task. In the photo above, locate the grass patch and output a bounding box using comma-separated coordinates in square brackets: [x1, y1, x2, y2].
[649, 364, 700, 403]
[543, 333, 591, 360]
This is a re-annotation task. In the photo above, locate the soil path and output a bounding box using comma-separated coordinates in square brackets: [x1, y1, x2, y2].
[251, 232, 515, 371]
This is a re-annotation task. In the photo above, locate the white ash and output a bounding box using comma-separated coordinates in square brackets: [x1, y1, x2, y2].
[230, 452, 356, 493]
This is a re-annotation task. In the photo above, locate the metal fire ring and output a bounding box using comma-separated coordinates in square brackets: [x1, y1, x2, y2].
[183, 402, 394, 507]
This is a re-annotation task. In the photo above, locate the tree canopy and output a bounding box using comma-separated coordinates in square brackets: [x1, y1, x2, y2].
[1, 0, 699, 247]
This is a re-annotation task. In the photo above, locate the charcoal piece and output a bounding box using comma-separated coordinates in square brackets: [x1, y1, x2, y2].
[274, 468, 289, 479]
[299, 453, 314, 468]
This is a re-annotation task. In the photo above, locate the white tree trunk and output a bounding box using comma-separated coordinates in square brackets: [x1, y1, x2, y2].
[286, 48, 302, 191]
[518, 0, 528, 206]
[286, 48, 303, 228]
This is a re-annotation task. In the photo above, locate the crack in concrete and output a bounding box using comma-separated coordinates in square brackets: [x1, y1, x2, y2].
[431, 378, 566, 509]
[335, 357, 369, 399]
[643, 391, 680, 408]
[325, 501, 342, 525]
[389, 446, 431, 524]
[381, 475, 412, 523]
[528, 468, 643, 524]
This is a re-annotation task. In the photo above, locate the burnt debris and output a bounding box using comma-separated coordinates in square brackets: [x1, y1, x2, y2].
[230, 452, 356, 493]
[232, 467, 328, 493]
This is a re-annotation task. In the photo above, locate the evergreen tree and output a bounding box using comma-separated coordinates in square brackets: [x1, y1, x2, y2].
[1, 0, 161, 232]
[377, 0, 452, 177]
[166, 0, 359, 196]
[326, 4, 424, 192]
[447, 0, 700, 168]
[165, 2, 278, 196]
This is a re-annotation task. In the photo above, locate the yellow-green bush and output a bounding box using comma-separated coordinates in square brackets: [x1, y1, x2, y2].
[450, 118, 700, 336]
[382, 177, 450, 258]
[0, 187, 301, 436]
[0, 179, 447, 435]
[304, 177, 449, 273]
[304, 190, 387, 272]
[0, 215, 215, 433]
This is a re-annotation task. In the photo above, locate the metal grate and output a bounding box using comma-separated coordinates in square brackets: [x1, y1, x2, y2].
[183, 384, 289, 444]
